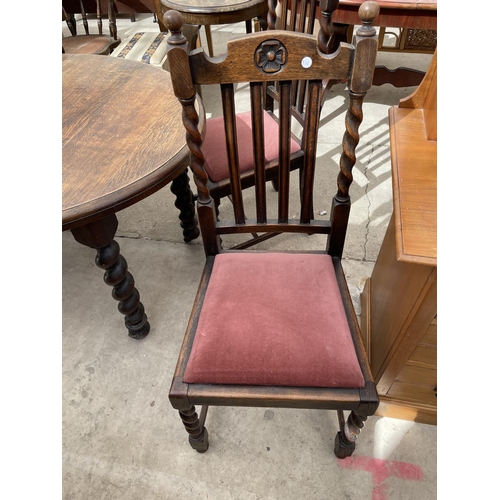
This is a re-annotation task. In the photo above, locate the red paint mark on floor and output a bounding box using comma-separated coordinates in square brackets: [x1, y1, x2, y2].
[337, 456, 423, 500]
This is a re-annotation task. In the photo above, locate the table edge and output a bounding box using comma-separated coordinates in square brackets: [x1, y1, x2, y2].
[62, 146, 190, 231]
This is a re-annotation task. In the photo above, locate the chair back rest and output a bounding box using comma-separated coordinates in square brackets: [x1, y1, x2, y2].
[268, 0, 337, 50]
[63, 1, 117, 40]
[63, 5, 77, 36]
[266, 0, 338, 126]
[165, 2, 379, 258]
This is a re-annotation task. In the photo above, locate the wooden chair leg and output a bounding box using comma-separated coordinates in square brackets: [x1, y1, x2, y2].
[179, 405, 209, 453]
[170, 169, 200, 242]
[334, 410, 368, 459]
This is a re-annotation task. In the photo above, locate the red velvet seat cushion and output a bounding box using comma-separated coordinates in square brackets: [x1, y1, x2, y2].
[201, 111, 302, 182]
[184, 253, 365, 388]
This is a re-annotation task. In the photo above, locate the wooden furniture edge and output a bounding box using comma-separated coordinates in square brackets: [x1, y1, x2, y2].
[360, 276, 371, 364]
[389, 106, 437, 266]
[376, 395, 436, 425]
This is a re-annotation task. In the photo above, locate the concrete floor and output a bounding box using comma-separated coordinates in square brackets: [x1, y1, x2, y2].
[62, 13, 437, 499]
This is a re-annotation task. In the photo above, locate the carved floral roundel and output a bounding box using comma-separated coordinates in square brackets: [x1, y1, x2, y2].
[255, 40, 287, 74]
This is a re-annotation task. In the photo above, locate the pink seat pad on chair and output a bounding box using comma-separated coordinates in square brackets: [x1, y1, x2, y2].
[201, 111, 302, 182]
[184, 253, 365, 388]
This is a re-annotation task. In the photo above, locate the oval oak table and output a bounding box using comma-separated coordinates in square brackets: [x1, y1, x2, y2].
[62, 53, 200, 339]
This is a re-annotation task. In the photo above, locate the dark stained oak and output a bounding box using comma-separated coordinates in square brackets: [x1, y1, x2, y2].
[63, 53, 200, 338]
[165, 1, 380, 458]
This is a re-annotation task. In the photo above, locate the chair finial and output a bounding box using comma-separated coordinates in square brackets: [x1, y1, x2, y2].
[356, 1, 379, 37]
[164, 10, 185, 42]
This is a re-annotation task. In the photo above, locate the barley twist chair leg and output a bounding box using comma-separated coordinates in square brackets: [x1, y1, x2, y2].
[334, 410, 368, 458]
[179, 405, 209, 453]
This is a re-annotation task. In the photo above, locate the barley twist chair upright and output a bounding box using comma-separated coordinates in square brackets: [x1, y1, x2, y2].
[164, 1, 380, 458]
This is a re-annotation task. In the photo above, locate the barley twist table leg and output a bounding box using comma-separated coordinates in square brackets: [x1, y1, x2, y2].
[70, 213, 150, 339]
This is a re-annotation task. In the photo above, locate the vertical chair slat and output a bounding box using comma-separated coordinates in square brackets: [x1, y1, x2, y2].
[297, 0, 307, 32]
[271, 0, 289, 105]
[250, 82, 267, 223]
[306, 0, 316, 34]
[291, 0, 306, 108]
[278, 81, 292, 223]
[285, 2, 300, 116]
[221, 83, 246, 225]
[296, 80, 307, 116]
[296, 1, 317, 113]
[276, 0, 284, 29]
[289, 0, 298, 31]
[80, 0, 89, 35]
[300, 80, 322, 223]
[96, 0, 103, 35]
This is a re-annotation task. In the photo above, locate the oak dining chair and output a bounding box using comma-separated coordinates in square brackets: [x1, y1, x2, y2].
[62, 0, 121, 55]
[62, 0, 200, 67]
[164, 1, 380, 458]
[110, 0, 200, 69]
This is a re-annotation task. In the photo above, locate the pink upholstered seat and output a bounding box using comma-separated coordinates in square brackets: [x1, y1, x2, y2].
[202, 111, 302, 182]
[184, 253, 365, 388]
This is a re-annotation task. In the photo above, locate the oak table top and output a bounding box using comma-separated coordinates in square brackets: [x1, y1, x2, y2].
[62, 53, 190, 231]
[62, 53, 199, 339]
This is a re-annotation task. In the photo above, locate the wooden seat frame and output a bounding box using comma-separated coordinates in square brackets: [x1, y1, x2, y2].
[164, 1, 380, 458]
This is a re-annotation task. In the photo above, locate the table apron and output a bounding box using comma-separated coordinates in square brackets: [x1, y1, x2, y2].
[333, 6, 437, 30]
[164, 3, 268, 26]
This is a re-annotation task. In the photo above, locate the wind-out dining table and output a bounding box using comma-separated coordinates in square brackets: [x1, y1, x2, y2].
[62, 53, 199, 339]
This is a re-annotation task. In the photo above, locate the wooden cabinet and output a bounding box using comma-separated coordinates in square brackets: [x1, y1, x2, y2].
[361, 215, 437, 424]
[361, 51, 437, 425]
